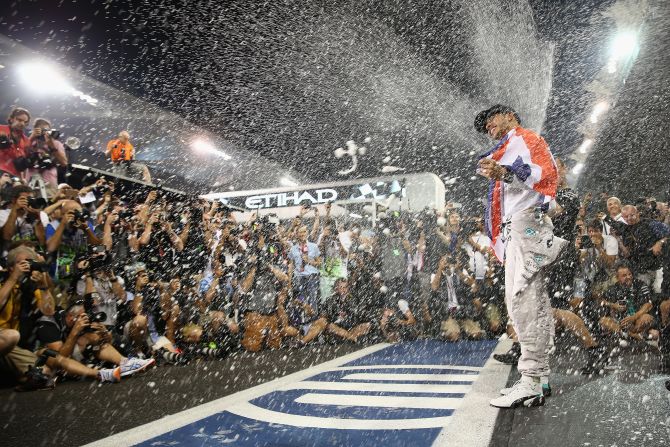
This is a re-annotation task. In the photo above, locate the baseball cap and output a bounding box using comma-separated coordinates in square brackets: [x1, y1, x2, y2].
[474, 104, 522, 133]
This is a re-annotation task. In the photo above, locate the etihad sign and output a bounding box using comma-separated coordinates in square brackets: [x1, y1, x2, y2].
[245, 189, 338, 209]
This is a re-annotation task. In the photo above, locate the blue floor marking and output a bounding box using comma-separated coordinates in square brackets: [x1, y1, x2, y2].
[136, 412, 443, 447]
[251, 390, 455, 419]
[344, 339, 498, 367]
[134, 340, 498, 446]
[306, 369, 478, 382]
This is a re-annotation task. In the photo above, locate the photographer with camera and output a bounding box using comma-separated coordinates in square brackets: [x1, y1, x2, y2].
[105, 130, 151, 183]
[122, 264, 185, 363]
[0, 246, 120, 389]
[288, 224, 322, 315]
[102, 204, 140, 270]
[0, 185, 48, 250]
[46, 200, 102, 286]
[137, 201, 187, 280]
[71, 246, 126, 328]
[21, 118, 67, 198]
[575, 218, 619, 299]
[619, 204, 668, 289]
[598, 262, 657, 344]
[176, 201, 207, 276]
[0, 108, 32, 177]
[33, 276, 154, 378]
[238, 225, 295, 352]
[428, 254, 485, 342]
[0, 246, 54, 340]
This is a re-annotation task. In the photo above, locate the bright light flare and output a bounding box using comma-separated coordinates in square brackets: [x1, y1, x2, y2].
[578, 139, 593, 154]
[572, 162, 584, 175]
[17, 61, 71, 94]
[191, 139, 231, 160]
[610, 32, 638, 61]
[16, 60, 98, 105]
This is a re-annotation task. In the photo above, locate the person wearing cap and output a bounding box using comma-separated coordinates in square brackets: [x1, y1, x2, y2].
[474, 104, 567, 408]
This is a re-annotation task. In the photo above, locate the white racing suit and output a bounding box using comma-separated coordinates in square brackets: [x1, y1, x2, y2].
[504, 208, 567, 378]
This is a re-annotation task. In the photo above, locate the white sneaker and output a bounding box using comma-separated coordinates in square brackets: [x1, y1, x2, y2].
[491, 376, 544, 408]
[97, 367, 121, 383]
[500, 379, 551, 397]
[120, 357, 156, 377]
[499, 379, 521, 395]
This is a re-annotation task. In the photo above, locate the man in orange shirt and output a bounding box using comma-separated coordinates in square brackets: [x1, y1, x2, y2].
[105, 131, 151, 182]
[106, 130, 134, 163]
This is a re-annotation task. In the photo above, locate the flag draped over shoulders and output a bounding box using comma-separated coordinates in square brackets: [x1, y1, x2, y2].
[479, 127, 558, 261]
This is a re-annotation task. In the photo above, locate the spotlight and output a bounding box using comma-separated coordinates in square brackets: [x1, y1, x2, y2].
[16, 60, 98, 105]
[17, 61, 72, 94]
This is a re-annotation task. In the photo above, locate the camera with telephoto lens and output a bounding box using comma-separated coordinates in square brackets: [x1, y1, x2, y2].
[28, 197, 47, 210]
[93, 181, 112, 194]
[190, 205, 203, 223]
[73, 209, 91, 224]
[17, 349, 58, 391]
[28, 260, 49, 273]
[0, 134, 12, 149]
[83, 292, 107, 329]
[580, 235, 594, 249]
[36, 129, 61, 140]
[603, 215, 627, 236]
[118, 208, 135, 221]
[81, 246, 112, 272]
[32, 153, 54, 170]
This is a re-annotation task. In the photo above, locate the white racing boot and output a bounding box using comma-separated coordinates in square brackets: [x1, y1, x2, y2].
[499, 376, 551, 397]
[490, 375, 545, 408]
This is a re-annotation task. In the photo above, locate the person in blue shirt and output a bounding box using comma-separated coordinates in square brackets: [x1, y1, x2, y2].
[288, 225, 322, 316]
[45, 200, 101, 285]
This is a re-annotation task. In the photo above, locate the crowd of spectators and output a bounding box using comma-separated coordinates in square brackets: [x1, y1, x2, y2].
[0, 106, 669, 392]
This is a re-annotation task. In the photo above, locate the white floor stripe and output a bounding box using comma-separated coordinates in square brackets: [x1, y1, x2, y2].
[226, 401, 455, 430]
[332, 364, 483, 372]
[342, 373, 476, 382]
[432, 338, 514, 447]
[295, 392, 464, 410]
[280, 381, 473, 394]
[83, 343, 391, 447]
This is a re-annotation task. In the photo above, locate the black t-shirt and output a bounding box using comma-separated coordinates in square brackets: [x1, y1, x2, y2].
[552, 188, 581, 241]
[179, 225, 207, 273]
[138, 285, 162, 316]
[545, 188, 581, 308]
[34, 312, 68, 347]
[603, 279, 652, 318]
[242, 267, 280, 315]
[141, 230, 178, 279]
[624, 220, 663, 273]
[430, 271, 475, 319]
[348, 265, 383, 323]
[207, 282, 233, 313]
[322, 291, 375, 328]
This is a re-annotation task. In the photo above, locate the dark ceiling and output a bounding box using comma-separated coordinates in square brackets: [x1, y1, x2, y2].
[1, 0, 667, 202]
